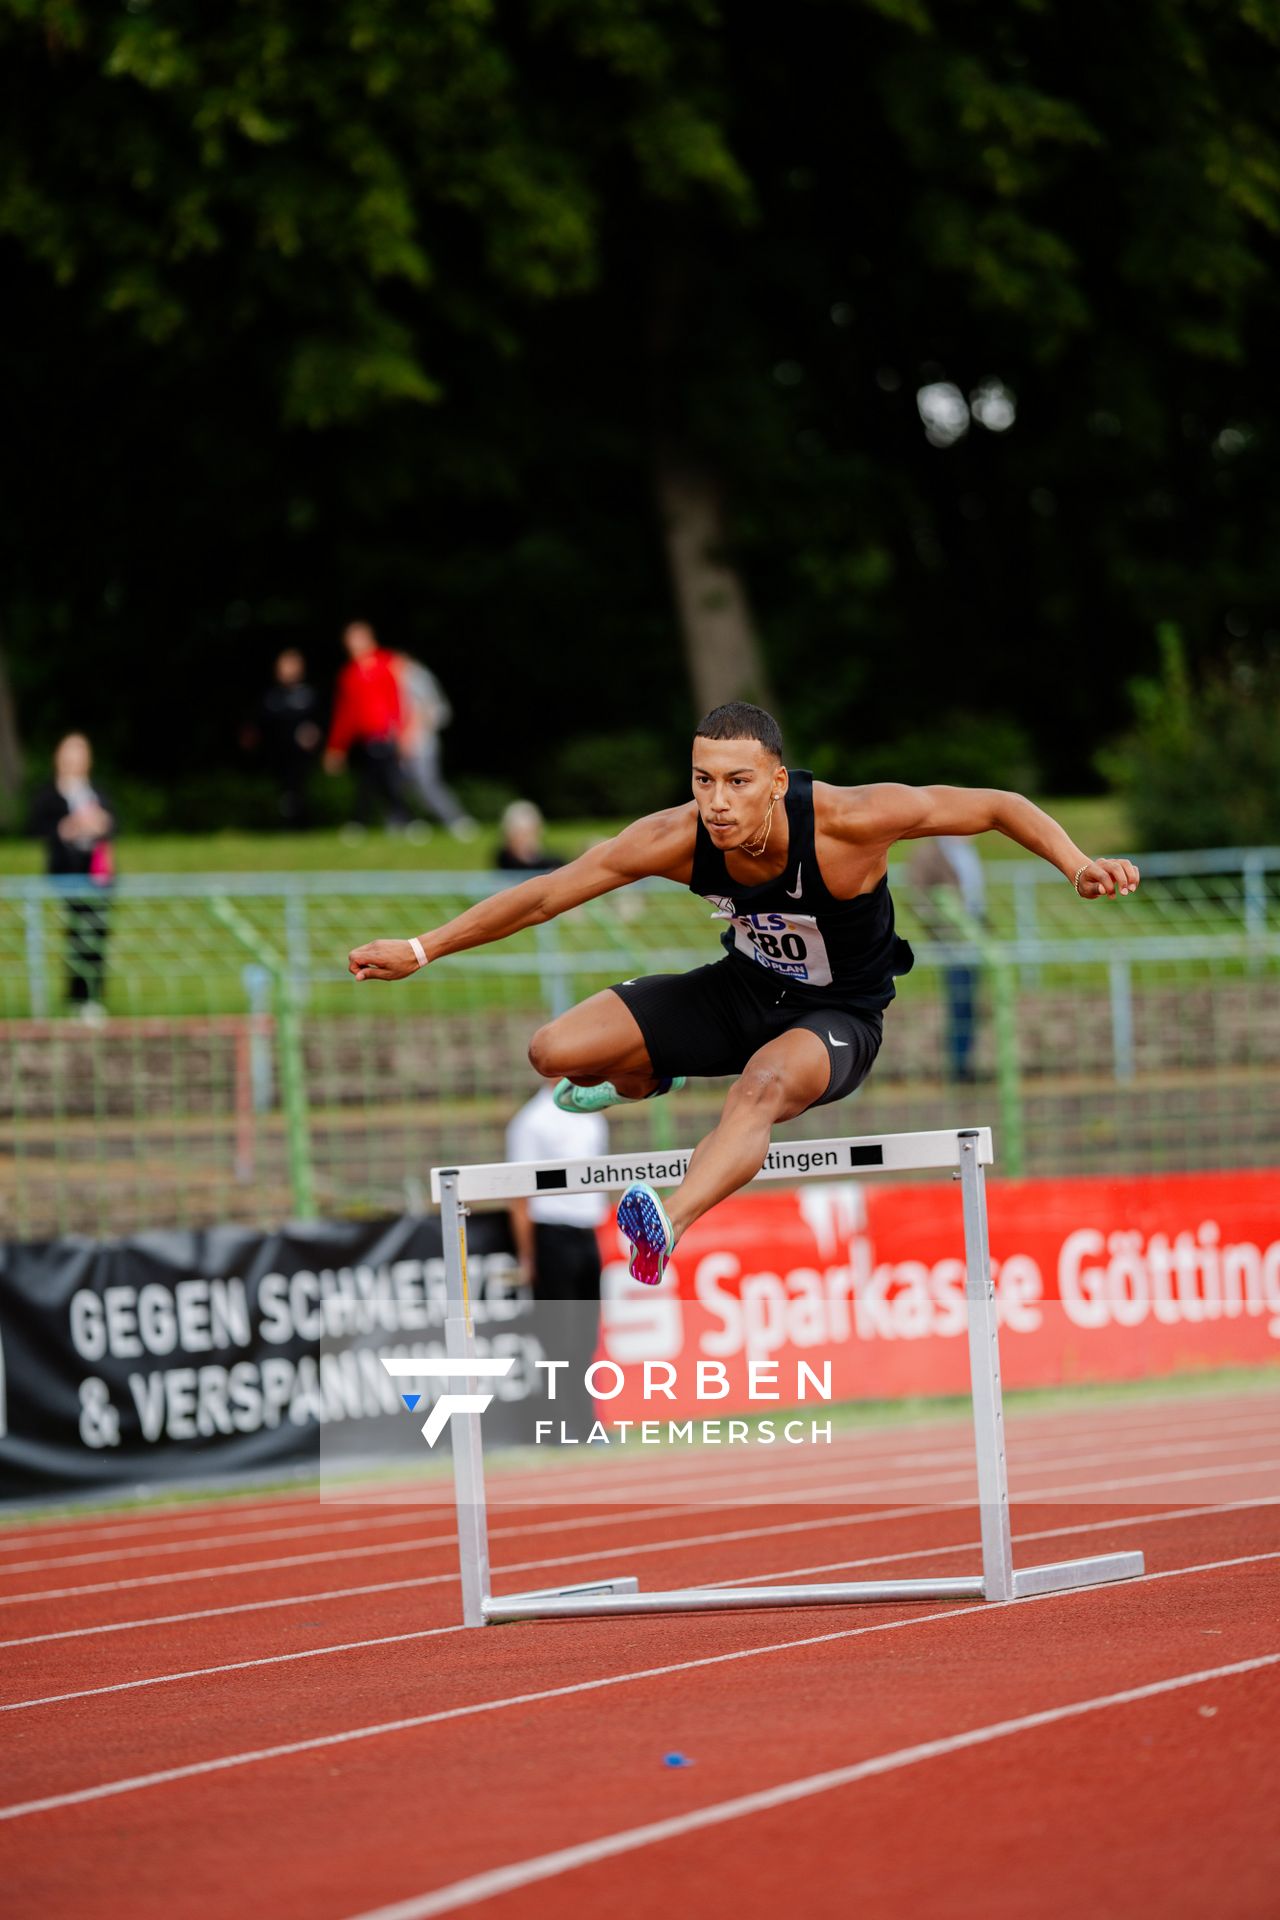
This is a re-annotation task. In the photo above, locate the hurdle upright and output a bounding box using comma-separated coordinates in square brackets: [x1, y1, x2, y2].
[423, 1127, 1144, 1626]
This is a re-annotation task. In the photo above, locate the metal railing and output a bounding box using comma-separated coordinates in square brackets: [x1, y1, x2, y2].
[1, 851, 1277, 1238]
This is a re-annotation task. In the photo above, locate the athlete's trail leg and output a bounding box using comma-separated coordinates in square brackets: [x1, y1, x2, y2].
[665, 1029, 830, 1243]
[528, 989, 660, 1099]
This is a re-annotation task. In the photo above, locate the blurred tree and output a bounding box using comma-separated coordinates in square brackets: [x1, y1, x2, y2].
[1099, 623, 1280, 846]
[2, 0, 1279, 813]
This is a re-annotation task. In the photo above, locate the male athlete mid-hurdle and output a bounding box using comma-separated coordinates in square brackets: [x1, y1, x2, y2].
[348, 703, 1140, 1286]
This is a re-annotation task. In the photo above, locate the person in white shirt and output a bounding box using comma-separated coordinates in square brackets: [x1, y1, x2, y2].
[505, 1085, 609, 1296]
[505, 1085, 608, 1441]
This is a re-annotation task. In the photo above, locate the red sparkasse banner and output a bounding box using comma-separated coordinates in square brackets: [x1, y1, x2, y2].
[595, 1167, 1280, 1420]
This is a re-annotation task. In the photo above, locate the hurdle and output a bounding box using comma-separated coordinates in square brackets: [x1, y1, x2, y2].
[422, 1127, 1144, 1626]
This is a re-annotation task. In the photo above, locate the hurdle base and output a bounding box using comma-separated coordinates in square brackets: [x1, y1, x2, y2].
[484, 1576, 640, 1620]
[481, 1554, 1145, 1623]
[483, 1576, 982, 1622]
[1011, 1551, 1145, 1598]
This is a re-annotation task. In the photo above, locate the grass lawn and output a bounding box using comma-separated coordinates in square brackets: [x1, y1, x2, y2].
[0, 795, 1136, 877]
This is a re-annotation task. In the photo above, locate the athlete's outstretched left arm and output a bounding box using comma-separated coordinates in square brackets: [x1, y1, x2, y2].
[852, 785, 1139, 899]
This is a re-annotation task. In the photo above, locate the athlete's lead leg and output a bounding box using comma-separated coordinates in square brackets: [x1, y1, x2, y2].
[667, 1028, 830, 1240]
[616, 1028, 831, 1283]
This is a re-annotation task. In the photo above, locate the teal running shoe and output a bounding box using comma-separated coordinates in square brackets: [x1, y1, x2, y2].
[552, 1075, 684, 1115]
[617, 1182, 676, 1287]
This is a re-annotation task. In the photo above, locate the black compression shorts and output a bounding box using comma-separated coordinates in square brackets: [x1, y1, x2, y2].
[611, 958, 883, 1109]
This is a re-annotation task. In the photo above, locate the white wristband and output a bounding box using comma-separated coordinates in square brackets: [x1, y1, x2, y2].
[408, 937, 428, 969]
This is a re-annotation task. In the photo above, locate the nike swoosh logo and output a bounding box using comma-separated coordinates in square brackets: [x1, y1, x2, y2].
[785, 864, 803, 899]
[828, 1032, 849, 1048]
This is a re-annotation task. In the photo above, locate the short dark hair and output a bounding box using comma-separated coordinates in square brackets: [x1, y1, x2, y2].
[693, 702, 783, 761]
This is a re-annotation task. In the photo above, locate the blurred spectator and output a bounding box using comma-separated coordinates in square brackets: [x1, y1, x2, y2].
[495, 800, 563, 874]
[910, 835, 986, 1083]
[323, 622, 408, 829]
[506, 1084, 608, 1442]
[28, 732, 115, 1024]
[245, 648, 323, 828]
[393, 653, 474, 838]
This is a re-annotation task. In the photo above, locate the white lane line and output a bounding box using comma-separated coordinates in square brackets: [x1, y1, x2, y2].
[0, 1508, 480, 1578]
[346, 1650, 1280, 1920]
[0, 1624, 466, 1711]
[7, 1444, 1277, 1612]
[0, 1489, 331, 1550]
[1, 1548, 1275, 1825]
[708, 1495, 1280, 1591]
[414, 1424, 1280, 1520]
[0, 1390, 1269, 1559]
[456, 1417, 1280, 1509]
[1016, 1457, 1280, 1502]
[470, 1424, 1280, 1512]
[0, 1571, 461, 1650]
[0, 1397, 1268, 1552]
[0, 1500, 702, 1580]
[10, 1443, 1280, 1651]
[5, 1496, 1271, 1713]
[0, 1504, 714, 1608]
[0, 1506, 937, 1642]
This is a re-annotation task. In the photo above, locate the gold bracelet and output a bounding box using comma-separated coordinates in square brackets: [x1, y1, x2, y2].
[1073, 864, 1090, 895]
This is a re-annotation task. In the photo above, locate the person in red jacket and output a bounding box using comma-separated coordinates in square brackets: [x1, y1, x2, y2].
[323, 621, 409, 827]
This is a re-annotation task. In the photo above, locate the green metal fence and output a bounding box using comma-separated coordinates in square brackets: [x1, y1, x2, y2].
[2, 851, 1278, 1238]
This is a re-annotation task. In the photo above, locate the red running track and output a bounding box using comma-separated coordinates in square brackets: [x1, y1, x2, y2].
[1, 1387, 1277, 1919]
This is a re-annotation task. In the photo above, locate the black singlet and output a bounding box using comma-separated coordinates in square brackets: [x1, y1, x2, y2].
[688, 769, 914, 1011]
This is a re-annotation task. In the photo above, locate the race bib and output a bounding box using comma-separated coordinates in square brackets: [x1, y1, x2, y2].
[707, 898, 833, 987]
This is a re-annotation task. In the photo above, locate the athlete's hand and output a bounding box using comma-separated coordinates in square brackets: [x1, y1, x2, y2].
[1073, 857, 1141, 899]
[348, 939, 422, 982]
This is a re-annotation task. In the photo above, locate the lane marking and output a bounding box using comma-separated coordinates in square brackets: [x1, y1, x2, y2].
[10, 1443, 1280, 1612]
[3, 1496, 1273, 1711]
[0, 1505, 938, 1646]
[0, 1488, 352, 1550]
[0, 1508, 479, 1578]
[0, 1505, 712, 1607]
[5, 1460, 1278, 1652]
[0, 1399, 1270, 1559]
[0, 1624, 466, 1711]
[708, 1494, 1280, 1591]
[0, 1500, 696, 1580]
[447, 1423, 1280, 1513]
[1, 1548, 1275, 1824]
[345, 1651, 1280, 1920]
[5, 1451, 1276, 1612]
[0, 1393, 1269, 1553]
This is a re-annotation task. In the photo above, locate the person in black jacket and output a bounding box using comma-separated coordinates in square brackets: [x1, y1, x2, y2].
[28, 733, 116, 1020]
[245, 648, 324, 828]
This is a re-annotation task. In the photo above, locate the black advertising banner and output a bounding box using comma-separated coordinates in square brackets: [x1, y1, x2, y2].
[0, 1214, 584, 1500]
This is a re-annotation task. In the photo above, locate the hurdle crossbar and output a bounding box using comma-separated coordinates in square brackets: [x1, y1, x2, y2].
[425, 1127, 1143, 1626]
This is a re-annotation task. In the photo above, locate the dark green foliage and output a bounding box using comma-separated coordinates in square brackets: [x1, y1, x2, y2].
[2, 0, 1280, 816]
[1099, 626, 1280, 849]
[821, 712, 1041, 794]
[541, 731, 687, 820]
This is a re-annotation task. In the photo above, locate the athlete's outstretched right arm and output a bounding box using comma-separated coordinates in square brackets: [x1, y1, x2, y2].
[347, 809, 691, 982]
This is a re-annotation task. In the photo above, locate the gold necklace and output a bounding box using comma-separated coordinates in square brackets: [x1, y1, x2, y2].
[739, 793, 777, 858]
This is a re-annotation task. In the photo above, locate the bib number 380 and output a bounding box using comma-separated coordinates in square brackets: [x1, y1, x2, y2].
[729, 911, 833, 987]
[751, 928, 806, 961]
